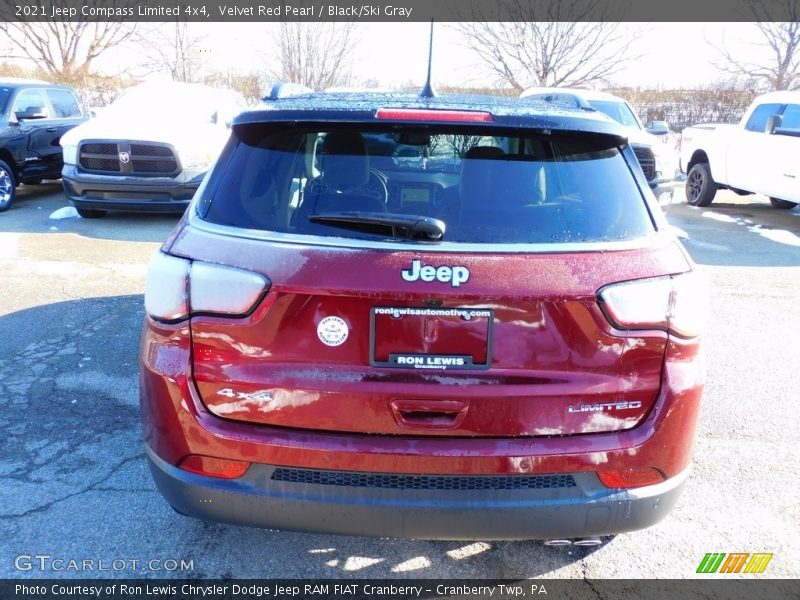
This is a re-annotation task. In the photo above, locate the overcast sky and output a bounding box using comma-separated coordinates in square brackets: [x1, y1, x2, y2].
[100, 22, 769, 90]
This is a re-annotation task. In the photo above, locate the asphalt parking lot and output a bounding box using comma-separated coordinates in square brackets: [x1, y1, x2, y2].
[1, 183, 798, 579]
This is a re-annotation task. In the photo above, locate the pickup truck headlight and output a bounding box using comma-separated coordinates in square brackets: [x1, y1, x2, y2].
[61, 143, 78, 166]
[651, 141, 678, 181]
[177, 147, 215, 171]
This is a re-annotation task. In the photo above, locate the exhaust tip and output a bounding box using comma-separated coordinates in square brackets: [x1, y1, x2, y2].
[573, 538, 603, 547]
[543, 539, 572, 547]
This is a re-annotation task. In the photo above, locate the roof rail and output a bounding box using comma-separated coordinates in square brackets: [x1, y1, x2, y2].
[264, 82, 313, 101]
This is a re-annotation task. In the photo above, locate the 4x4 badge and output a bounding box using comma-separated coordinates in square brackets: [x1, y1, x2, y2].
[401, 259, 469, 288]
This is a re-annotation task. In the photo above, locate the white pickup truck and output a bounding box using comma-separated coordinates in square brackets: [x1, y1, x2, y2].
[680, 91, 800, 209]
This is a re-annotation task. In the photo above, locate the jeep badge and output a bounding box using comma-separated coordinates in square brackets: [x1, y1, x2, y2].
[401, 259, 470, 288]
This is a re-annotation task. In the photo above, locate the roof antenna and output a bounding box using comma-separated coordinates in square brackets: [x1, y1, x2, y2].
[419, 20, 436, 98]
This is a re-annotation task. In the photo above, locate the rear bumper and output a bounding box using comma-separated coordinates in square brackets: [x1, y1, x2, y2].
[140, 316, 704, 539]
[147, 445, 688, 540]
[62, 165, 202, 213]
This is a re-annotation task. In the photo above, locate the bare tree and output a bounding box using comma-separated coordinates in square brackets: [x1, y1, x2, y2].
[263, 21, 359, 90]
[0, 4, 136, 83]
[204, 70, 262, 102]
[135, 22, 208, 83]
[454, 0, 640, 92]
[711, 2, 800, 91]
[446, 135, 489, 158]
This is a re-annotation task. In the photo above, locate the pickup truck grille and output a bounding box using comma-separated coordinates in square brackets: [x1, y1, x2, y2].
[79, 141, 179, 176]
[632, 146, 656, 181]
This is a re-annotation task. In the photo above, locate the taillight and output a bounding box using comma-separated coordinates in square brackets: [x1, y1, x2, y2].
[667, 272, 708, 338]
[190, 261, 267, 316]
[597, 468, 665, 489]
[144, 252, 269, 322]
[178, 455, 250, 479]
[144, 253, 190, 322]
[376, 108, 493, 122]
[597, 272, 706, 339]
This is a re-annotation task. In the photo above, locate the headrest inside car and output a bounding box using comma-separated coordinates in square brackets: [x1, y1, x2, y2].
[322, 131, 370, 188]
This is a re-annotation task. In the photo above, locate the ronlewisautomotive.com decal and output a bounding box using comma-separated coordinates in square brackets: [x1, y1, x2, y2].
[373, 307, 491, 321]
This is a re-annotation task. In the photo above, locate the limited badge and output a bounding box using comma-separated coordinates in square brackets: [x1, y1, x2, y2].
[317, 316, 349, 347]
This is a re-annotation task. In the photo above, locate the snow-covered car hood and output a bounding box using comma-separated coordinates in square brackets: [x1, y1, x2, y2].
[622, 125, 678, 163]
[618, 126, 660, 148]
[60, 114, 228, 152]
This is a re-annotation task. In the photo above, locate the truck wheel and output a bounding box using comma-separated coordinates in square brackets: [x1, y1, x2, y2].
[769, 197, 798, 209]
[0, 160, 16, 212]
[686, 162, 717, 207]
[76, 207, 107, 219]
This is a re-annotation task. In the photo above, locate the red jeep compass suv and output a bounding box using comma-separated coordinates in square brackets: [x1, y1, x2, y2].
[140, 90, 705, 541]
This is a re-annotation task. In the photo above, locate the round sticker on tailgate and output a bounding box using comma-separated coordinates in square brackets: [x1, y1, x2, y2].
[317, 316, 349, 346]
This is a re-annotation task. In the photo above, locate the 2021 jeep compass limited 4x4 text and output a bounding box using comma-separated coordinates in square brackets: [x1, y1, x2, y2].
[140, 91, 705, 541]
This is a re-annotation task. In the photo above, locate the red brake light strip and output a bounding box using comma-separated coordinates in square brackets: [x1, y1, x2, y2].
[376, 108, 494, 122]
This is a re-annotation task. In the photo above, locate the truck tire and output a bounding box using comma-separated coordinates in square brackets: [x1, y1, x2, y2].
[0, 159, 16, 212]
[769, 197, 798, 209]
[686, 162, 717, 207]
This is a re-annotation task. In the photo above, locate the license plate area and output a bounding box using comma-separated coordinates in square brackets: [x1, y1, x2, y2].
[370, 306, 494, 370]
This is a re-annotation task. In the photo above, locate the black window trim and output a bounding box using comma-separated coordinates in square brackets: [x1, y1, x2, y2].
[189, 208, 666, 254]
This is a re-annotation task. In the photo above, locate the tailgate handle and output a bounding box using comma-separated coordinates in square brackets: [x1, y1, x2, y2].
[390, 399, 468, 430]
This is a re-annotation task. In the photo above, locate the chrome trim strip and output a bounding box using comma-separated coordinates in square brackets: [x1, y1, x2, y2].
[186, 209, 669, 254]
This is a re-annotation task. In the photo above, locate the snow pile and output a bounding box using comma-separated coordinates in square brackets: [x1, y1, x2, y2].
[49, 207, 79, 220]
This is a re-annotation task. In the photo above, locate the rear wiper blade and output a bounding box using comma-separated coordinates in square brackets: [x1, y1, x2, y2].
[309, 211, 445, 241]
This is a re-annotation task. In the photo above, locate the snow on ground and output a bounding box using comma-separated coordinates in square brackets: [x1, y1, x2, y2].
[48, 207, 79, 220]
[702, 209, 800, 247]
[748, 225, 800, 247]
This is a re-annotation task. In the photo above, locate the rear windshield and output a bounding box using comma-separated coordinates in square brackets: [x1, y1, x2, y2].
[200, 124, 654, 245]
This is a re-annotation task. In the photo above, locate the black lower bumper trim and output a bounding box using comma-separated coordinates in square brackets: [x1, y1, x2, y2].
[146, 446, 687, 540]
[62, 169, 199, 213]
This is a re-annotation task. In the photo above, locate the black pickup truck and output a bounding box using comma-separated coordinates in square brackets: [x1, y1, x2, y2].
[0, 79, 87, 211]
